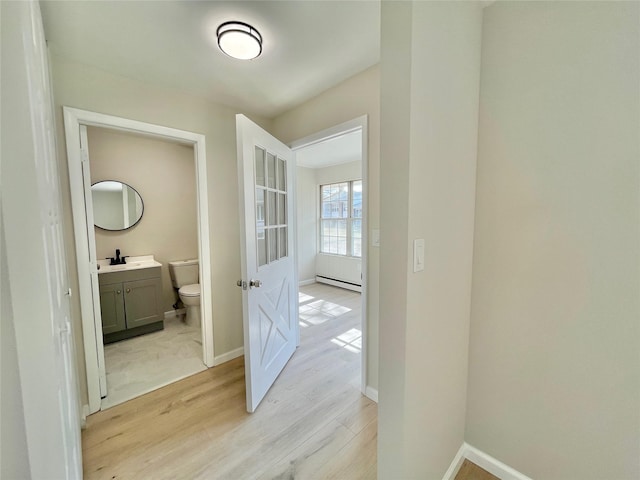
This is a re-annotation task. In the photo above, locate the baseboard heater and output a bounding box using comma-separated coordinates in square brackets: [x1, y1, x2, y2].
[315, 275, 362, 293]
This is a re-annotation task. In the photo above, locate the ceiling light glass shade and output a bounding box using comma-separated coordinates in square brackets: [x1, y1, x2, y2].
[217, 21, 262, 60]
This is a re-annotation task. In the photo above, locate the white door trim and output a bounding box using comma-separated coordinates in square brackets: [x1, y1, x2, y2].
[289, 115, 370, 399]
[63, 107, 214, 414]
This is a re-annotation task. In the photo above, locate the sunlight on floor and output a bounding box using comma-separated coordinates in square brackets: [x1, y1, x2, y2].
[308, 299, 351, 316]
[298, 292, 315, 303]
[298, 294, 352, 326]
[298, 284, 360, 351]
[331, 328, 362, 353]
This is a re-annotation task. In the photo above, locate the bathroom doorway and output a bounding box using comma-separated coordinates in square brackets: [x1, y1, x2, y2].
[86, 126, 206, 409]
[289, 116, 371, 399]
[64, 108, 215, 415]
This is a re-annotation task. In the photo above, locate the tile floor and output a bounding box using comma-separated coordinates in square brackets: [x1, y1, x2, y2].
[101, 314, 206, 409]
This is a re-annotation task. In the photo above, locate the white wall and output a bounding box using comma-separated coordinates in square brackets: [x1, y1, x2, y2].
[272, 65, 380, 390]
[0, 218, 31, 479]
[296, 166, 317, 283]
[466, 2, 640, 478]
[315, 160, 362, 186]
[87, 126, 198, 312]
[49, 54, 273, 407]
[379, 2, 482, 477]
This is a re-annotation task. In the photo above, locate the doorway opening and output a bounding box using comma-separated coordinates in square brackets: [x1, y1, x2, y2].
[64, 107, 215, 415]
[85, 126, 206, 409]
[290, 116, 370, 397]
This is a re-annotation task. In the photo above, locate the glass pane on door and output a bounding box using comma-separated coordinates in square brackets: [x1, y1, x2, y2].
[278, 193, 286, 225]
[268, 228, 277, 263]
[267, 191, 276, 226]
[257, 226, 267, 267]
[277, 158, 286, 191]
[255, 147, 266, 187]
[255, 188, 265, 225]
[255, 148, 289, 266]
[267, 153, 276, 189]
[279, 227, 287, 258]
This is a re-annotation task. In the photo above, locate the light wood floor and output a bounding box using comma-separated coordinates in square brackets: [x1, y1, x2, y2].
[82, 283, 376, 479]
[455, 460, 500, 480]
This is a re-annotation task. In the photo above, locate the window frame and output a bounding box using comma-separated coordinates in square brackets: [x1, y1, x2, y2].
[319, 179, 362, 258]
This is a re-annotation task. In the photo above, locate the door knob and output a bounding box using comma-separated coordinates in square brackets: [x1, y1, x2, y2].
[249, 279, 262, 288]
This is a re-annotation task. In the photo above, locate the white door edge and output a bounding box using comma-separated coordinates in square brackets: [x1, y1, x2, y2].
[4, 1, 83, 476]
[289, 115, 370, 396]
[63, 107, 215, 414]
[79, 125, 108, 398]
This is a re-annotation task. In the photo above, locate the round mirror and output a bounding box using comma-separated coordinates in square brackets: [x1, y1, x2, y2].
[91, 181, 144, 231]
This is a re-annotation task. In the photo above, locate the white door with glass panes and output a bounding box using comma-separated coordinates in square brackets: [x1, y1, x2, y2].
[236, 114, 298, 413]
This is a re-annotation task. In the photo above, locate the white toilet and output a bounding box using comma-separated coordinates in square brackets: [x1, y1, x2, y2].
[168, 259, 201, 326]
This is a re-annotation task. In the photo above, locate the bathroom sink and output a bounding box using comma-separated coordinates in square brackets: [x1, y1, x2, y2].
[97, 255, 162, 274]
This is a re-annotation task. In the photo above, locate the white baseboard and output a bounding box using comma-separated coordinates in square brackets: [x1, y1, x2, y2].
[165, 308, 186, 320]
[298, 279, 316, 286]
[364, 386, 378, 403]
[442, 444, 467, 480]
[213, 346, 244, 366]
[463, 443, 532, 480]
[443, 443, 532, 480]
[316, 276, 362, 292]
[80, 404, 89, 429]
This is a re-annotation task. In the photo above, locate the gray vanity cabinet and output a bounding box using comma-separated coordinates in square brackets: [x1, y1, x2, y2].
[99, 266, 163, 343]
[99, 282, 126, 335]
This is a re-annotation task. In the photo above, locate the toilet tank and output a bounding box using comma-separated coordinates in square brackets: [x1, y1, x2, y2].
[168, 259, 199, 288]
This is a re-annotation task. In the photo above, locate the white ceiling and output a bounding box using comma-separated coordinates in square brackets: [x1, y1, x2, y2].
[296, 130, 362, 168]
[40, 1, 381, 119]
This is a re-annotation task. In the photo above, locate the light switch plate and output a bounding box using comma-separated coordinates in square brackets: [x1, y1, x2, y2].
[413, 238, 425, 272]
[371, 229, 380, 247]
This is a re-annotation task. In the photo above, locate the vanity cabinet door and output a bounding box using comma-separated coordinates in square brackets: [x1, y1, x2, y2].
[123, 277, 162, 329]
[99, 283, 126, 334]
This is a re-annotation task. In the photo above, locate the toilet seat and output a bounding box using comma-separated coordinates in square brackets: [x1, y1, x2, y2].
[179, 284, 200, 297]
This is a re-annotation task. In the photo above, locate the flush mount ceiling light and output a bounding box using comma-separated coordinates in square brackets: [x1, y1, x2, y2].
[217, 21, 262, 60]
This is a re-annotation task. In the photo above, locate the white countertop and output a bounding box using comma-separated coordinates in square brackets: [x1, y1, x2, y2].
[97, 255, 162, 274]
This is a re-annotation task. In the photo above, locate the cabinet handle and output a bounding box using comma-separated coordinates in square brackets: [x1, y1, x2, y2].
[117, 290, 121, 294]
[126, 288, 131, 293]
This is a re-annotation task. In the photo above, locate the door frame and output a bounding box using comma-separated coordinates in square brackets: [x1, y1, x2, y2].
[289, 115, 369, 398]
[64, 107, 214, 414]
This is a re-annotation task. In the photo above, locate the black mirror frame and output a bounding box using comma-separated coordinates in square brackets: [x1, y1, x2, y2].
[91, 180, 145, 231]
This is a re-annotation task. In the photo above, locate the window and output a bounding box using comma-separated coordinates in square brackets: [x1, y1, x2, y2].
[320, 180, 362, 257]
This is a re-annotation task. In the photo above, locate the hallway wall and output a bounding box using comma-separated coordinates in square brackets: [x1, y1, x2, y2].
[466, 2, 640, 478]
[378, 2, 483, 477]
